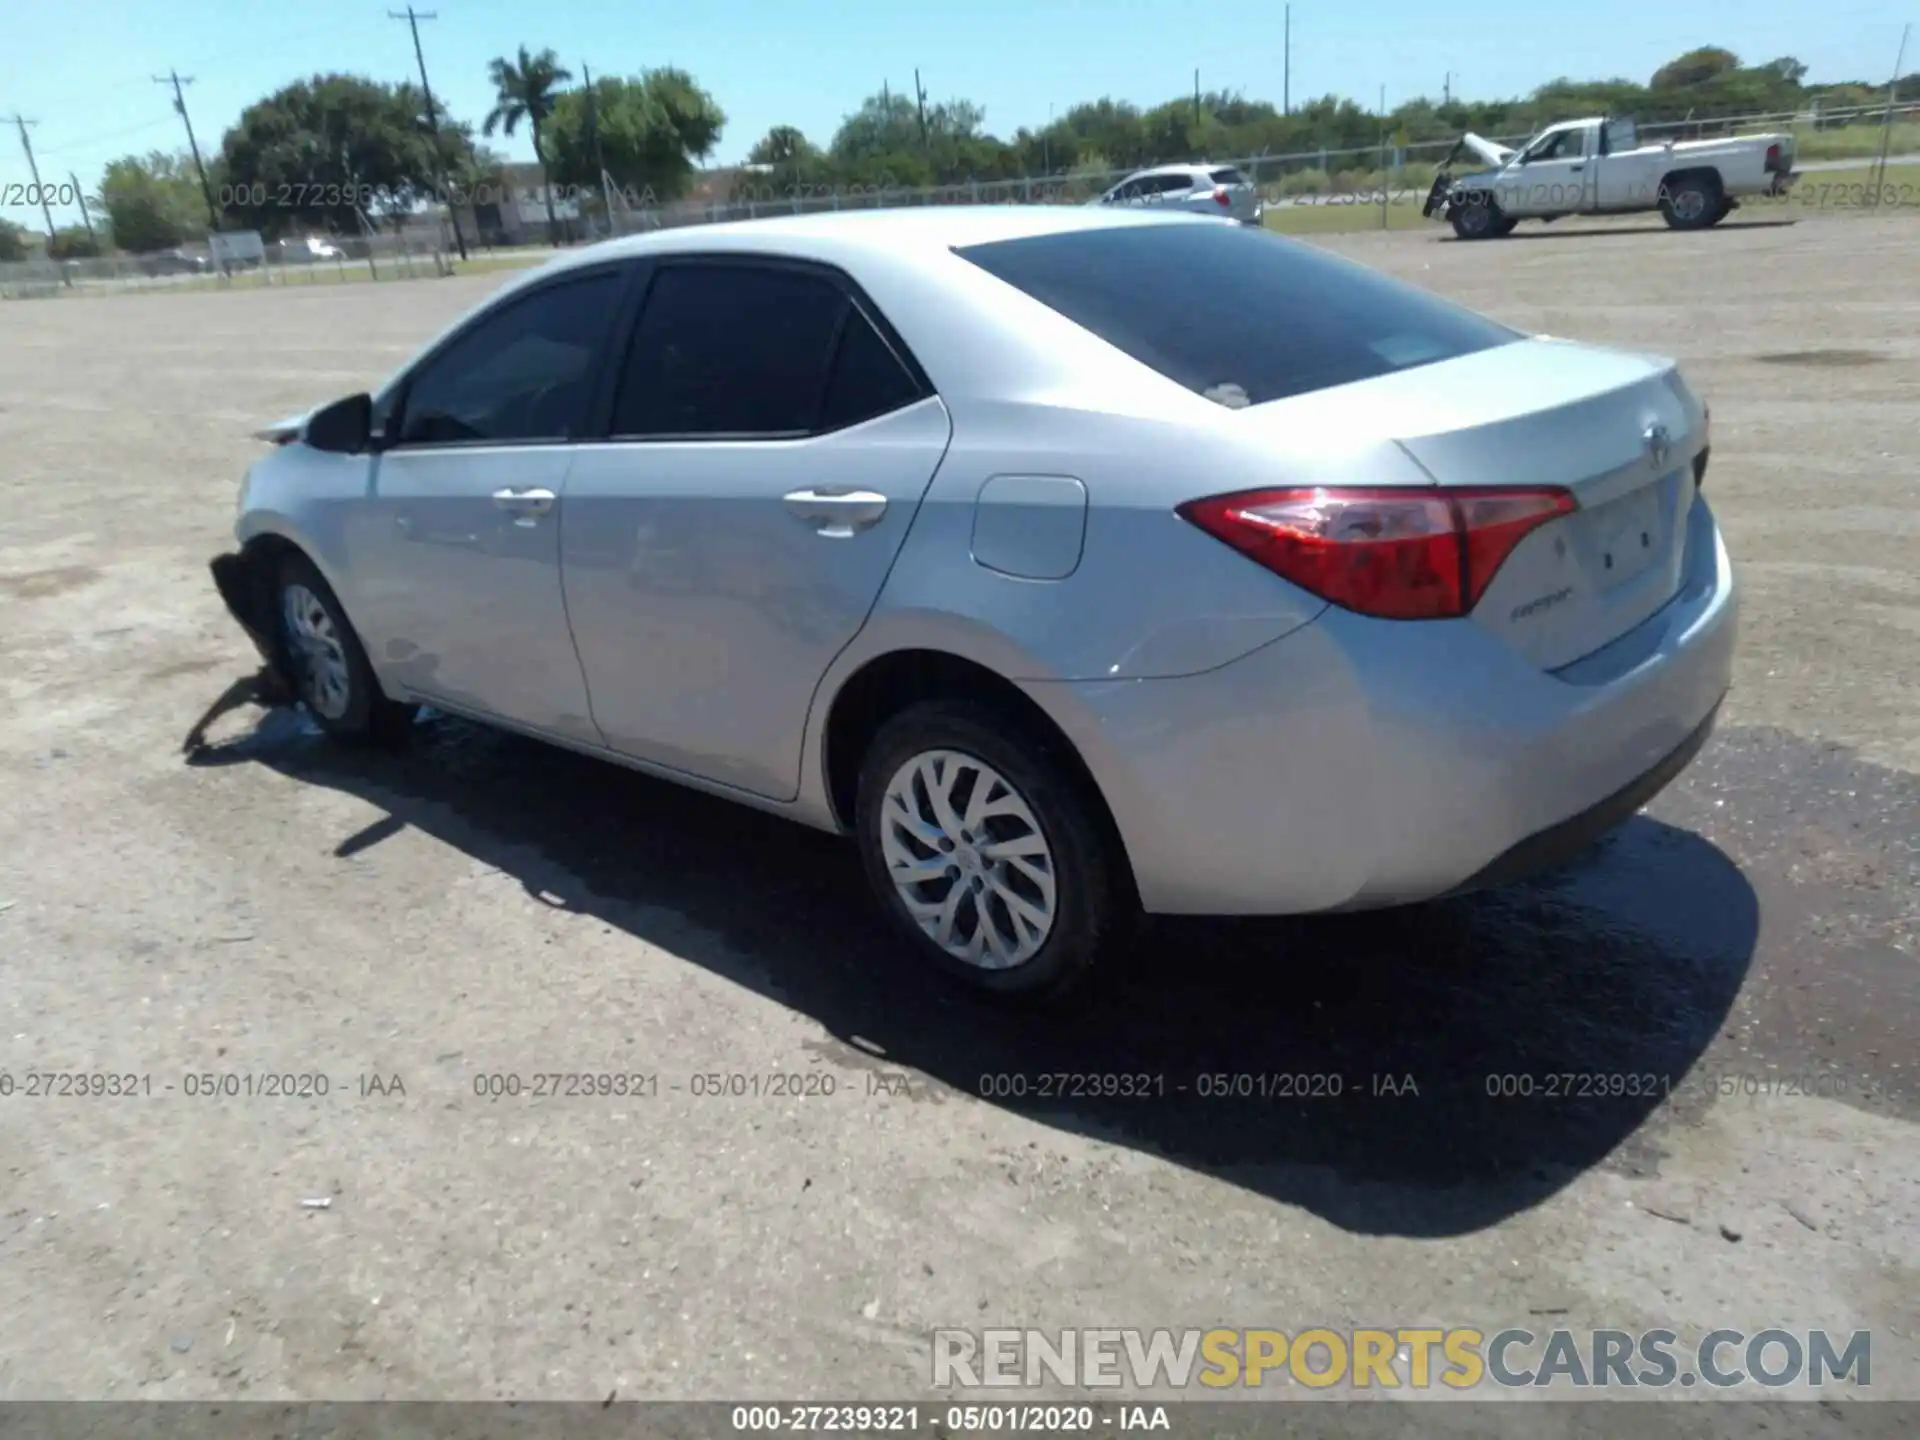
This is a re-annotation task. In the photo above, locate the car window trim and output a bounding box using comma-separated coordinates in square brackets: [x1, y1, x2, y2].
[600, 252, 934, 445]
[379, 258, 649, 454]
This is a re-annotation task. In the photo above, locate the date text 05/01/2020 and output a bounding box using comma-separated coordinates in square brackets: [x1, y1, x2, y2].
[728, 1404, 1171, 1432]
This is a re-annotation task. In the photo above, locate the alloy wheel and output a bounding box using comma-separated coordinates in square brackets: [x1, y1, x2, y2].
[878, 749, 1057, 969]
[280, 583, 351, 720]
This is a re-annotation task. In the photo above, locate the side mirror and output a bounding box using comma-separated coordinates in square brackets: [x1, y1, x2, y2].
[305, 392, 373, 454]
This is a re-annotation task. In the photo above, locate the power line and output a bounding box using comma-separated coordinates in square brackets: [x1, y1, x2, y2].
[389, 6, 468, 259]
[152, 70, 220, 229]
[35, 114, 178, 159]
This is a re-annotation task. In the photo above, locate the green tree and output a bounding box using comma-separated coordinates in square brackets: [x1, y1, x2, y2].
[97, 151, 206, 253]
[1652, 48, 1741, 90]
[0, 218, 31, 262]
[218, 75, 443, 238]
[47, 225, 102, 261]
[543, 67, 726, 208]
[483, 45, 573, 242]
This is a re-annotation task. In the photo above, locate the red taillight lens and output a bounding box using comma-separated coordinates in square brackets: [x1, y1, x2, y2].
[1765, 143, 1781, 169]
[1176, 485, 1577, 620]
[1213, 186, 1232, 206]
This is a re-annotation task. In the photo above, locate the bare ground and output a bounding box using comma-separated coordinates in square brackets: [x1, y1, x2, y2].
[0, 212, 1915, 1421]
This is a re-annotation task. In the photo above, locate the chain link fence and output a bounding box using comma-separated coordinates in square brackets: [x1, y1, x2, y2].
[5, 98, 1914, 298]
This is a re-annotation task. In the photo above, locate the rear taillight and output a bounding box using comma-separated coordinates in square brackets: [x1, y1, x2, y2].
[1177, 485, 1577, 620]
[1213, 186, 1232, 207]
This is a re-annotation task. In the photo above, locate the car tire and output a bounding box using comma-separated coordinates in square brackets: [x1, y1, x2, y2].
[271, 551, 415, 747]
[1449, 193, 1508, 239]
[1659, 174, 1722, 230]
[853, 700, 1133, 1004]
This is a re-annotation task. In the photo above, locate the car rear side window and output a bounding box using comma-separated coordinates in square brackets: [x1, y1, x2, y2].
[955, 222, 1518, 407]
[395, 269, 625, 445]
[819, 306, 925, 431]
[1208, 167, 1249, 185]
[613, 264, 848, 437]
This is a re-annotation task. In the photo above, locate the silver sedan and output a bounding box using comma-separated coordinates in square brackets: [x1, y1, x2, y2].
[212, 206, 1736, 1000]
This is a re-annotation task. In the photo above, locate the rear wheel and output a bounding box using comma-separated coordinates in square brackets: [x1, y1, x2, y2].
[1659, 174, 1722, 230]
[854, 701, 1132, 1003]
[271, 552, 415, 746]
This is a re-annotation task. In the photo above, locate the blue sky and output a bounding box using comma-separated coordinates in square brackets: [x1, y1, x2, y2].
[2, 0, 1910, 229]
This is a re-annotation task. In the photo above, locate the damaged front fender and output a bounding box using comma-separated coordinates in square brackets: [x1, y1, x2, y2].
[210, 549, 280, 671]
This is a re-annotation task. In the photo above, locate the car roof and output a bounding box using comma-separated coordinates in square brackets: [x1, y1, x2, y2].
[1129, 162, 1242, 177]
[523, 204, 1224, 281]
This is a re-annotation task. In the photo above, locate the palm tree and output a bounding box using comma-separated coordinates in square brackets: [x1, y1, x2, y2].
[483, 45, 573, 244]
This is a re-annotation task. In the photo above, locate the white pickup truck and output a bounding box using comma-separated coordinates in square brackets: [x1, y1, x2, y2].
[1422, 116, 1798, 238]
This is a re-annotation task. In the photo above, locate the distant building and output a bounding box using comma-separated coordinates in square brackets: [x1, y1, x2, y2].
[450, 161, 587, 246]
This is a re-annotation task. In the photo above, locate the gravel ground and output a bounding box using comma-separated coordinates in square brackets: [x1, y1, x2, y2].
[0, 211, 1915, 1424]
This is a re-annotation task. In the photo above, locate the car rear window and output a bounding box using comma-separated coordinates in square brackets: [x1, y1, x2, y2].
[1208, 167, 1249, 185]
[954, 222, 1520, 407]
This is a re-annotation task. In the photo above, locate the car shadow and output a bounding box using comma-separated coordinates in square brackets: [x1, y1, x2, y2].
[1448, 218, 1802, 241]
[183, 679, 1758, 1238]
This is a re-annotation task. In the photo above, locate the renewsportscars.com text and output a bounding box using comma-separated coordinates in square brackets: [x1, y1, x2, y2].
[932, 1327, 1872, 1391]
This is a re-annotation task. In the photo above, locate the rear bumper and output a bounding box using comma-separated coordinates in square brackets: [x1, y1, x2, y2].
[1765, 170, 1798, 196]
[1440, 697, 1720, 897]
[1043, 493, 1738, 915]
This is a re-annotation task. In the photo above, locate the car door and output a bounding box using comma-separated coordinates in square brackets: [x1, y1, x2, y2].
[341, 262, 637, 743]
[559, 256, 953, 800]
[1505, 128, 1592, 215]
[1593, 121, 1646, 211]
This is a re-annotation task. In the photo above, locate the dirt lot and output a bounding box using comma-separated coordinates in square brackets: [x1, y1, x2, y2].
[1, 212, 1916, 1424]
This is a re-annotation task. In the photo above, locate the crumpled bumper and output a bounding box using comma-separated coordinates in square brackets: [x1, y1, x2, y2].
[210, 550, 278, 668]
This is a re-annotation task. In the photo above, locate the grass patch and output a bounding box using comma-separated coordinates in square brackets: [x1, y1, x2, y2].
[1793, 121, 1920, 162]
[1263, 191, 1436, 235]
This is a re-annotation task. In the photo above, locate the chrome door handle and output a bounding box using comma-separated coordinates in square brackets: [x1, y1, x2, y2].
[783, 488, 888, 537]
[492, 487, 556, 519]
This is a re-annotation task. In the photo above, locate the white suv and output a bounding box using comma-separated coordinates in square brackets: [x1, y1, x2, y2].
[1092, 163, 1263, 226]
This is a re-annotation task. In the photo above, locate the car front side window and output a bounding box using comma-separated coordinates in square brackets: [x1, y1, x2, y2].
[391, 268, 627, 447]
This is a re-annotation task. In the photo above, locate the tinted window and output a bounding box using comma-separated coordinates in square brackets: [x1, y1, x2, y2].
[1209, 167, 1249, 185]
[820, 308, 924, 431]
[396, 270, 624, 444]
[956, 223, 1519, 407]
[612, 265, 849, 436]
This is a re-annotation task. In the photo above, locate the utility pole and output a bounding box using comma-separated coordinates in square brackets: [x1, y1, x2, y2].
[69, 171, 98, 250]
[6, 115, 58, 243]
[153, 71, 220, 230]
[581, 61, 613, 232]
[913, 68, 929, 153]
[1871, 22, 1912, 207]
[1194, 69, 1201, 126]
[390, 6, 468, 260]
[5, 114, 68, 284]
[1283, 6, 1291, 115]
[1378, 84, 1388, 230]
[1444, 71, 1453, 107]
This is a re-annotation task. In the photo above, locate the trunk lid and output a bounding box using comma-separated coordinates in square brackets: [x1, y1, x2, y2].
[1233, 337, 1706, 670]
